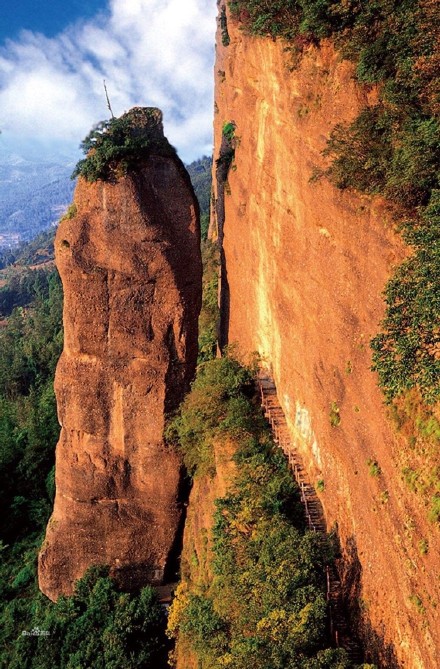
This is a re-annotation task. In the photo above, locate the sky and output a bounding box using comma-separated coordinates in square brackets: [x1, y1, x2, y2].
[0, 0, 217, 163]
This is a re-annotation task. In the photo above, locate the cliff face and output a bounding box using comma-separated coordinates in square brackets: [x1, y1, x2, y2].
[38, 110, 202, 601]
[213, 8, 440, 668]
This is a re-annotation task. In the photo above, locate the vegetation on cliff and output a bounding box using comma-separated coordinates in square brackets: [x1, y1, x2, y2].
[198, 240, 220, 363]
[167, 355, 356, 668]
[72, 108, 177, 183]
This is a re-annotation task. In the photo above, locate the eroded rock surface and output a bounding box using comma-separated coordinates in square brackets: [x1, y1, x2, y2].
[38, 108, 202, 601]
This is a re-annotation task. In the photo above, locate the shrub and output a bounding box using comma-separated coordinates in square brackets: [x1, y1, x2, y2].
[329, 401, 341, 427]
[61, 203, 77, 220]
[198, 241, 220, 363]
[367, 459, 381, 478]
[220, 6, 231, 46]
[229, 0, 301, 40]
[371, 192, 440, 404]
[323, 106, 392, 194]
[166, 354, 256, 475]
[3, 567, 169, 669]
[72, 108, 176, 183]
[428, 495, 440, 524]
[216, 121, 238, 182]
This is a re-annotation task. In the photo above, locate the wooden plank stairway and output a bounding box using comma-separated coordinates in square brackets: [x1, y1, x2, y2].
[257, 373, 363, 664]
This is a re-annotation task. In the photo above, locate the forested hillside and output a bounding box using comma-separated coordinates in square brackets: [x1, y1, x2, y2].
[0, 155, 74, 246]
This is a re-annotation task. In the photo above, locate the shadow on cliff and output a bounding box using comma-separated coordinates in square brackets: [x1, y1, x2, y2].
[163, 467, 192, 584]
[215, 132, 232, 351]
[339, 534, 401, 668]
[218, 247, 230, 350]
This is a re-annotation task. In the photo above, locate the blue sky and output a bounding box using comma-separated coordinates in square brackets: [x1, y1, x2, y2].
[0, 0, 216, 163]
[0, 1, 109, 42]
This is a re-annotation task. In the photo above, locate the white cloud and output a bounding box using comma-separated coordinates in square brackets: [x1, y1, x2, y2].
[0, 0, 217, 162]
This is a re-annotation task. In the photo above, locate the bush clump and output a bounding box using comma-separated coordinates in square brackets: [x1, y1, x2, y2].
[72, 108, 176, 183]
[371, 192, 440, 404]
[166, 354, 256, 476]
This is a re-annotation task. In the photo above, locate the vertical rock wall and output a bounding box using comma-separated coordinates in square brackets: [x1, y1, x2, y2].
[39, 110, 202, 601]
[212, 7, 440, 668]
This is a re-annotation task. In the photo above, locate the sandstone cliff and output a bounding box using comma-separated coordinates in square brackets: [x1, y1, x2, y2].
[38, 108, 202, 601]
[212, 7, 440, 668]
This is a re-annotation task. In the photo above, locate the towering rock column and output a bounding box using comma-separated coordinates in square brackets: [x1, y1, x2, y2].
[39, 108, 202, 601]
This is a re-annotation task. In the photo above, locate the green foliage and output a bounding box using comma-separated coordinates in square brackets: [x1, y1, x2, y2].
[297, 0, 336, 39]
[325, 111, 439, 210]
[1, 567, 169, 669]
[198, 241, 220, 363]
[371, 193, 440, 404]
[220, 5, 231, 46]
[186, 155, 212, 242]
[409, 593, 426, 615]
[168, 357, 352, 668]
[418, 538, 429, 555]
[367, 459, 381, 478]
[0, 270, 61, 665]
[222, 121, 236, 143]
[186, 156, 212, 211]
[61, 203, 77, 220]
[0, 271, 62, 545]
[428, 495, 440, 524]
[216, 121, 238, 180]
[178, 594, 228, 657]
[385, 118, 440, 209]
[72, 111, 176, 183]
[166, 354, 256, 476]
[229, 0, 301, 40]
[323, 106, 392, 194]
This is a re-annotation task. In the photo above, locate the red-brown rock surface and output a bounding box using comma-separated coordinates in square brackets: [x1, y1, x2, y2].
[212, 7, 440, 668]
[38, 108, 202, 601]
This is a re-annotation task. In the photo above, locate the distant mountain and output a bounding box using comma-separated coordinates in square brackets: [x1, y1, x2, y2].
[0, 153, 75, 248]
[186, 155, 212, 217]
[186, 156, 212, 240]
[0, 153, 212, 252]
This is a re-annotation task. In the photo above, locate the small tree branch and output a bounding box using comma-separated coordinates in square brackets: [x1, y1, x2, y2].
[103, 80, 115, 119]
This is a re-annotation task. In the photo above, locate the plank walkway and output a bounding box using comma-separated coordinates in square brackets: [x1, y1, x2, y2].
[257, 373, 363, 664]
